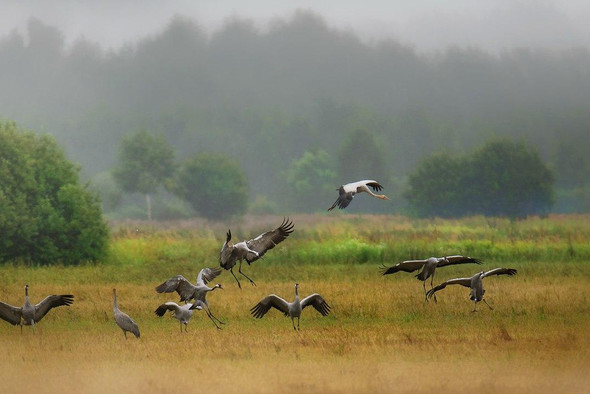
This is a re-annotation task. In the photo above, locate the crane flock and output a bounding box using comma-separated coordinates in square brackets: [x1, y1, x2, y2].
[0, 180, 521, 337]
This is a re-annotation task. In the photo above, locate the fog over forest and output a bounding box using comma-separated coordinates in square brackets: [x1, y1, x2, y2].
[1, 4, 589, 216]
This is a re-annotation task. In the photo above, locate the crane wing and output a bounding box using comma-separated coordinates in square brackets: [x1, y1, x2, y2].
[250, 294, 290, 318]
[380, 259, 427, 275]
[482, 268, 517, 278]
[219, 230, 235, 267]
[426, 277, 472, 300]
[196, 267, 223, 286]
[155, 275, 197, 302]
[328, 186, 353, 211]
[34, 294, 74, 322]
[154, 302, 182, 317]
[363, 180, 384, 192]
[438, 255, 483, 268]
[244, 218, 294, 263]
[0, 301, 22, 325]
[115, 311, 140, 338]
[301, 293, 331, 316]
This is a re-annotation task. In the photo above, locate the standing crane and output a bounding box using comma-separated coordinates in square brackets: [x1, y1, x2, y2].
[112, 288, 140, 339]
[327, 180, 389, 211]
[155, 267, 225, 329]
[381, 255, 482, 301]
[426, 268, 518, 311]
[220, 217, 294, 289]
[250, 283, 331, 330]
[0, 284, 73, 333]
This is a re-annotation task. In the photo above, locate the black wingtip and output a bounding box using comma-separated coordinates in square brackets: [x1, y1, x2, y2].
[379, 264, 392, 276]
[63, 295, 74, 306]
[279, 217, 295, 234]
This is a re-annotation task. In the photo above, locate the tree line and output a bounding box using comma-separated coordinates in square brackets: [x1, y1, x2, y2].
[0, 121, 555, 265]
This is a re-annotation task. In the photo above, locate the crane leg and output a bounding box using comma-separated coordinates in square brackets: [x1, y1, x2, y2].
[430, 275, 437, 303]
[205, 309, 223, 330]
[229, 268, 242, 289]
[472, 302, 478, 313]
[124, 331, 128, 339]
[297, 317, 300, 331]
[291, 318, 296, 331]
[206, 306, 225, 325]
[238, 261, 257, 286]
[483, 299, 494, 310]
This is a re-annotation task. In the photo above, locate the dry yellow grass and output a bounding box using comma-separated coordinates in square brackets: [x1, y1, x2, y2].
[0, 267, 588, 394]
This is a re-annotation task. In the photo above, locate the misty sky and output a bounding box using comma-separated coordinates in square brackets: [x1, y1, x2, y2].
[1, 0, 590, 52]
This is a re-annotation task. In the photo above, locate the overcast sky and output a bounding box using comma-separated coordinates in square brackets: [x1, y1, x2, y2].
[1, 0, 590, 52]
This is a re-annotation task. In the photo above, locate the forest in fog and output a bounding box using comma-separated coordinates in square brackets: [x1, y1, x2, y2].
[1, 11, 589, 216]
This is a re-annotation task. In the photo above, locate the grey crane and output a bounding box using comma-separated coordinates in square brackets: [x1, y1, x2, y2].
[155, 301, 197, 332]
[426, 268, 518, 311]
[0, 284, 73, 333]
[112, 288, 140, 339]
[327, 180, 389, 211]
[381, 255, 482, 301]
[220, 217, 294, 289]
[155, 267, 225, 329]
[250, 283, 331, 330]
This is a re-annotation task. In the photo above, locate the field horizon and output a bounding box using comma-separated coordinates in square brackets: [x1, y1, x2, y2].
[1, 214, 589, 393]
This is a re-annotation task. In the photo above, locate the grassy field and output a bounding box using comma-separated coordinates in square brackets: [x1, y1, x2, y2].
[1, 214, 589, 393]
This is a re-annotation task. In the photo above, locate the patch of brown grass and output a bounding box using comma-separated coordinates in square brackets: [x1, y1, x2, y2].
[0, 268, 588, 393]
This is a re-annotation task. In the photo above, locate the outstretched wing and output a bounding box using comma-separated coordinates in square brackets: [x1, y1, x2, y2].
[363, 180, 383, 192]
[426, 277, 472, 300]
[250, 294, 290, 318]
[0, 301, 22, 325]
[301, 293, 331, 316]
[482, 268, 517, 278]
[244, 218, 294, 263]
[196, 267, 223, 286]
[438, 255, 483, 268]
[34, 294, 74, 322]
[381, 259, 427, 275]
[154, 302, 182, 317]
[155, 275, 197, 302]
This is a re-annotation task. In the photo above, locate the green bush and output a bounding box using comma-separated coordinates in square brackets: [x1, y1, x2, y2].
[0, 121, 109, 265]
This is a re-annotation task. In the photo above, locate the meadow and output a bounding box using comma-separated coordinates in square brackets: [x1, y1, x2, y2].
[0, 214, 589, 393]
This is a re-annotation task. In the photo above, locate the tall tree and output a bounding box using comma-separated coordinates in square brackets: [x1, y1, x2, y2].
[286, 149, 337, 212]
[174, 153, 248, 220]
[0, 121, 108, 265]
[112, 129, 176, 220]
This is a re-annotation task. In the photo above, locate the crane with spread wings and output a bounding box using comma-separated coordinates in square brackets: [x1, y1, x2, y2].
[220, 217, 294, 289]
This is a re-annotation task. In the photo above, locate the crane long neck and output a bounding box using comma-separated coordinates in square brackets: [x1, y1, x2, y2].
[364, 187, 378, 197]
[113, 291, 118, 311]
[24, 286, 30, 306]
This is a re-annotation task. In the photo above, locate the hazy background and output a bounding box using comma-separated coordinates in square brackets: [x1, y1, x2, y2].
[1, 0, 589, 216]
[2, 0, 590, 52]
